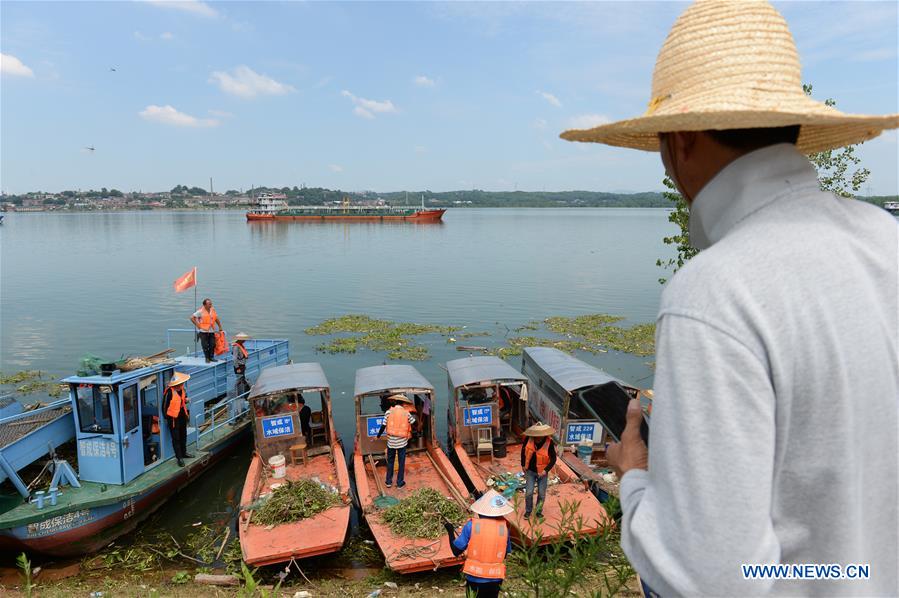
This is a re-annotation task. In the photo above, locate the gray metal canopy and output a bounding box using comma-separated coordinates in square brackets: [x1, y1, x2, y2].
[446, 356, 527, 390]
[248, 363, 330, 400]
[354, 365, 434, 397]
[522, 347, 622, 393]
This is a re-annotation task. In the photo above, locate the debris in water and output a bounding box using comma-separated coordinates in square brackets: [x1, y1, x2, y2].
[305, 314, 460, 361]
[384, 581, 398, 589]
[381, 488, 466, 539]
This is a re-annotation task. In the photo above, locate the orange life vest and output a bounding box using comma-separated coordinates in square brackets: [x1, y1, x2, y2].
[198, 307, 217, 331]
[233, 342, 248, 358]
[462, 518, 508, 580]
[524, 438, 551, 474]
[151, 416, 160, 434]
[166, 386, 189, 419]
[385, 405, 411, 439]
[214, 331, 228, 355]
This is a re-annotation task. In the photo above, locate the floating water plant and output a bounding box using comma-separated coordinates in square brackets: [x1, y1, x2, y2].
[306, 315, 460, 361]
[251, 479, 341, 526]
[545, 315, 655, 356]
[381, 488, 466, 539]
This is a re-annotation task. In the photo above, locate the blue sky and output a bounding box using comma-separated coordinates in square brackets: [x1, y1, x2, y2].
[2, 1, 897, 194]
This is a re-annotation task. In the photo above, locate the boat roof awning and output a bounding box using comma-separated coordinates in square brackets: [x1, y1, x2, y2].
[522, 347, 623, 393]
[248, 363, 329, 400]
[446, 356, 527, 389]
[354, 365, 434, 397]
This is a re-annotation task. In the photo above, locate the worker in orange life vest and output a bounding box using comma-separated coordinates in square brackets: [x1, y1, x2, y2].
[232, 332, 251, 397]
[521, 422, 557, 519]
[445, 489, 513, 598]
[163, 371, 193, 467]
[376, 394, 416, 488]
[190, 298, 223, 363]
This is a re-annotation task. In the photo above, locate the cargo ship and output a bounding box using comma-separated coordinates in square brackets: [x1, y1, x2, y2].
[245, 193, 445, 223]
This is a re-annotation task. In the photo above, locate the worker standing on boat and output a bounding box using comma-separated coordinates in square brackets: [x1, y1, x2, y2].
[521, 423, 556, 519]
[163, 372, 193, 467]
[190, 298, 223, 363]
[232, 332, 250, 397]
[445, 489, 513, 598]
[376, 394, 416, 488]
[565, 2, 899, 595]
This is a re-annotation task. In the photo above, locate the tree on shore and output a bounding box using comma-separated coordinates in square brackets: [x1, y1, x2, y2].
[657, 86, 872, 283]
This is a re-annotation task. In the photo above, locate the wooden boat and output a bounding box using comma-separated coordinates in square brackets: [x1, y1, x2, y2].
[521, 347, 652, 500]
[238, 363, 351, 566]
[445, 356, 610, 545]
[351, 364, 471, 573]
[0, 334, 289, 556]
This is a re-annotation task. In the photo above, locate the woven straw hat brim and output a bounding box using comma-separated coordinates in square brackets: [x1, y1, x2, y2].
[560, 0, 899, 153]
[388, 394, 413, 404]
[524, 424, 555, 437]
[560, 109, 899, 155]
[233, 332, 251, 341]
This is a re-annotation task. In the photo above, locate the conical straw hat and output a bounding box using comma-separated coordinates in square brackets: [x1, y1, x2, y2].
[388, 393, 413, 405]
[524, 422, 555, 437]
[471, 489, 514, 517]
[168, 371, 190, 387]
[560, 0, 898, 153]
[233, 332, 251, 341]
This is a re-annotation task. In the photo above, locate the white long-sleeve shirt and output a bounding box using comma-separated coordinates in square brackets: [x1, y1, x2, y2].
[621, 144, 898, 596]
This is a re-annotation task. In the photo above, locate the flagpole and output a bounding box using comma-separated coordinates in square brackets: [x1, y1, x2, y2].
[193, 269, 198, 355]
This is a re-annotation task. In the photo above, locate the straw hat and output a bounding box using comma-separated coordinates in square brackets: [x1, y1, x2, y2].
[471, 489, 514, 517]
[524, 423, 554, 437]
[168, 371, 190, 387]
[233, 332, 251, 341]
[560, 0, 898, 154]
[388, 393, 413, 405]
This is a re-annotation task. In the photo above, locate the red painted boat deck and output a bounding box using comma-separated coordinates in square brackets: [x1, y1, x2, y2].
[240, 446, 351, 566]
[454, 441, 610, 545]
[353, 447, 469, 574]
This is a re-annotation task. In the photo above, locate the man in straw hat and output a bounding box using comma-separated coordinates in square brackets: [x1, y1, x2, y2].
[376, 394, 416, 488]
[445, 489, 513, 598]
[568, 1, 898, 595]
[231, 332, 251, 397]
[521, 422, 556, 520]
[163, 372, 193, 467]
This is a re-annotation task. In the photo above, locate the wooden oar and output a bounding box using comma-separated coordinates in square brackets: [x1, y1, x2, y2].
[425, 450, 469, 507]
[368, 454, 387, 497]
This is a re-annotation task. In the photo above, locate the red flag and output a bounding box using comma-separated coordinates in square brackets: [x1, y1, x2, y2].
[173, 267, 197, 293]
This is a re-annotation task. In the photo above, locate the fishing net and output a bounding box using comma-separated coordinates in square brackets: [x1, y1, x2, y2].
[249, 479, 341, 525]
[381, 488, 466, 539]
[373, 494, 400, 509]
[77, 354, 106, 377]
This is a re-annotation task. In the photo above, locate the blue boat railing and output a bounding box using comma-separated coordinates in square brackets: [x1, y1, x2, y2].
[194, 388, 251, 451]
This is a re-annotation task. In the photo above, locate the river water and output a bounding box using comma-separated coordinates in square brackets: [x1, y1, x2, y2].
[0, 207, 675, 550]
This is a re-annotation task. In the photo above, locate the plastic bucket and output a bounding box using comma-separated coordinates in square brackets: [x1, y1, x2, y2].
[269, 454, 286, 479]
[577, 444, 593, 465]
[492, 436, 507, 458]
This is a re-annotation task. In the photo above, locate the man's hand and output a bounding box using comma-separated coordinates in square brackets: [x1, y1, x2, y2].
[605, 399, 649, 478]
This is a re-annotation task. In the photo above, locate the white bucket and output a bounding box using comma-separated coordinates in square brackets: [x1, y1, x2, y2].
[269, 454, 286, 479]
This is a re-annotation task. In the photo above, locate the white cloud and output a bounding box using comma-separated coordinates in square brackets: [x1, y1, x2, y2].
[160, 32, 174, 40]
[143, 1, 217, 18]
[209, 66, 294, 98]
[533, 118, 548, 129]
[133, 30, 151, 41]
[139, 105, 219, 127]
[328, 164, 343, 173]
[1, 53, 34, 78]
[414, 75, 435, 87]
[537, 90, 562, 107]
[341, 90, 397, 119]
[567, 114, 611, 129]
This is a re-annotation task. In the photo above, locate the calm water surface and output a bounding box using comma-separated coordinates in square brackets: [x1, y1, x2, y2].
[1, 208, 675, 541]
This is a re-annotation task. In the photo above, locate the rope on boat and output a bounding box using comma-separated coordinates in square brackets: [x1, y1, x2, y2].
[385, 539, 440, 568]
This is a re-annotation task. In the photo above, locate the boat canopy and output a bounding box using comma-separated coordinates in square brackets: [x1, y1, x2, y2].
[446, 356, 527, 390]
[354, 365, 434, 397]
[522, 347, 623, 393]
[249, 363, 329, 400]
